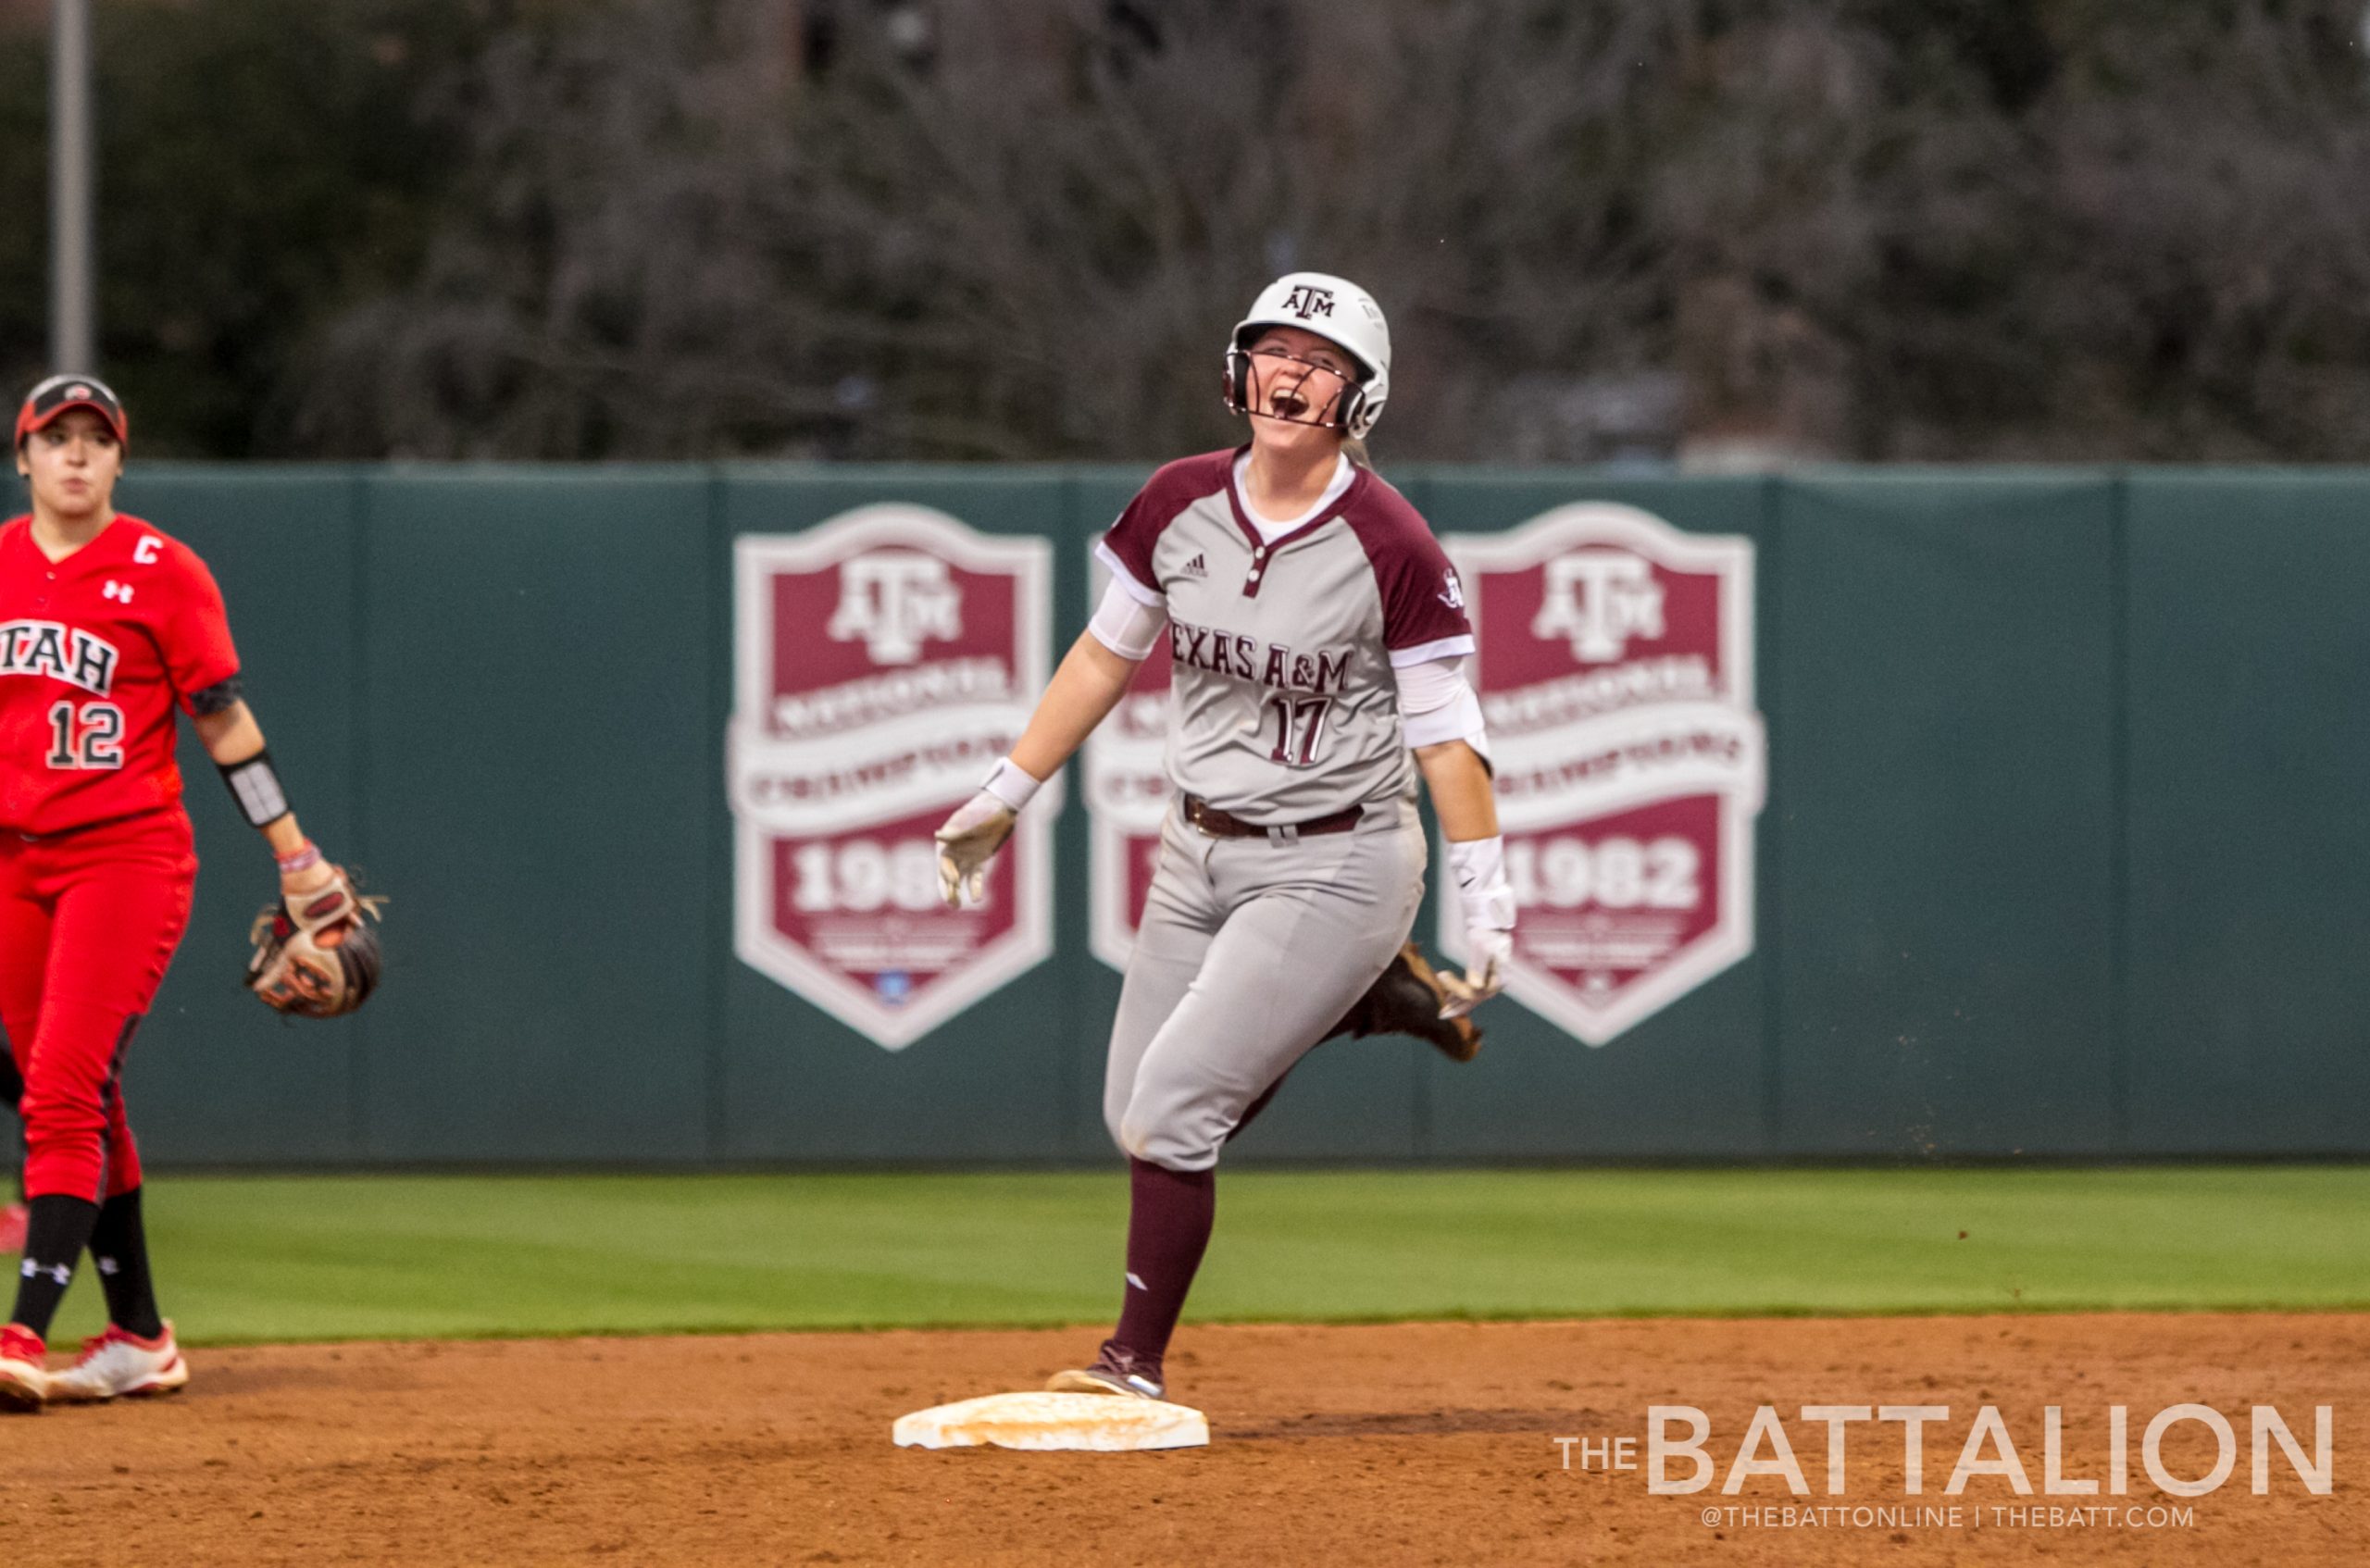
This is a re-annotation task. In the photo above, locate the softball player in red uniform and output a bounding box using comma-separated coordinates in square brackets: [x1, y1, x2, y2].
[937, 275, 1517, 1400]
[0, 376, 351, 1411]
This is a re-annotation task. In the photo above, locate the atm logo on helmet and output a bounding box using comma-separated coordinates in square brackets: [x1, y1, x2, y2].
[1282, 284, 1335, 321]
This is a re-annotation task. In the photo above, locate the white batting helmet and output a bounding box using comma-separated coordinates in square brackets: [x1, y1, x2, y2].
[1224, 272, 1392, 438]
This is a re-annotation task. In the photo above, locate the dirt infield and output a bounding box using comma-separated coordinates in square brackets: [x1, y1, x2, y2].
[3, 1313, 2357, 1566]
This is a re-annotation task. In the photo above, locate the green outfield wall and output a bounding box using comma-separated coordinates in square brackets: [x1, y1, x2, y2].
[99, 465, 2369, 1166]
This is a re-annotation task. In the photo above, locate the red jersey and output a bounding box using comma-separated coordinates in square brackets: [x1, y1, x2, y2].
[0, 514, 240, 834]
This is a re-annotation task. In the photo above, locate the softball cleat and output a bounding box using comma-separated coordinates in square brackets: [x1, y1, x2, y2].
[1046, 1340, 1166, 1400]
[45, 1321, 189, 1403]
[0, 1323, 48, 1412]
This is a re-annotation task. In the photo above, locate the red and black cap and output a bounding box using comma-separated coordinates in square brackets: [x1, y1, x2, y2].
[15, 374, 127, 449]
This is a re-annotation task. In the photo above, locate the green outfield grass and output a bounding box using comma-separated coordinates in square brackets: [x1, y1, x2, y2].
[47, 1165, 2370, 1346]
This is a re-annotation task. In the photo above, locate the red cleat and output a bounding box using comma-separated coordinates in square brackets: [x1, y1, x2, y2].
[0, 1323, 45, 1412]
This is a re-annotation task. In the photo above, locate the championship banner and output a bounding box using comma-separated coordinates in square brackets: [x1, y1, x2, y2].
[730, 505, 1057, 1050]
[1442, 504, 1765, 1046]
[1082, 545, 1171, 972]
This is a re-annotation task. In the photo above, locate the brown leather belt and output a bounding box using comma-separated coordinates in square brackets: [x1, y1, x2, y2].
[1181, 793, 1363, 842]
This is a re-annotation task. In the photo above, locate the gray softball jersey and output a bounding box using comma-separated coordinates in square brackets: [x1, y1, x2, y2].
[1098, 448, 1475, 825]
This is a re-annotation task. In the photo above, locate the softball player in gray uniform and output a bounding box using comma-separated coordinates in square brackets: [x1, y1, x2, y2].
[936, 272, 1516, 1400]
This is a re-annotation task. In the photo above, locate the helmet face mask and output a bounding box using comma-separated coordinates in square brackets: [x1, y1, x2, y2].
[1226, 339, 1366, 434]
[1221, 272, 1391, 439]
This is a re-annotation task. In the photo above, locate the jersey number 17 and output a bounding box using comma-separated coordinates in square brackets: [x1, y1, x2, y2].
[1266, 696, 1331, 767]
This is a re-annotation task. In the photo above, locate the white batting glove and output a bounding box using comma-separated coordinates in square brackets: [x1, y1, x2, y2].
[932, 758, 1042, 909]
[1439, 927, 1512, 1019]
[1441, 836, 1517, 1019]
[933, 793, 1014, 908]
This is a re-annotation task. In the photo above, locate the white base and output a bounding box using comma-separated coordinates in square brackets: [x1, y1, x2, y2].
[893, 1390, 1210, 1451]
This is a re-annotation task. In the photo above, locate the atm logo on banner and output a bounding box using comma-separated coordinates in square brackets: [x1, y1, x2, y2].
[1443, 505, 1765, 1046]
[826, 554, 964, 665]
[728, 506, 1056, 1050]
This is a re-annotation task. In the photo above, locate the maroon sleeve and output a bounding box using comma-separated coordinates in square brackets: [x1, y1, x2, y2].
[1099, 452, 1231, 595]
[1344, 478, 1475, 659]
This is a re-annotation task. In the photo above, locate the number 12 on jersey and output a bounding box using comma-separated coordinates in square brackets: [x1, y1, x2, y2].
[45, 700, 123, 770]
[1266, 696, 1331, 766]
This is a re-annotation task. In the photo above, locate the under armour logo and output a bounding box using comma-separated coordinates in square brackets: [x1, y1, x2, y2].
[1281, 284, 1335, 321]
[102, 580, 133, 604]
[19, 1259, 69, 1286]
[66, 383, 93, 401]
[1181, 554, 1208, 579]
[825, 553, 962, 666]
[1126, 1272, 1147, 1290]
[1438, 566, 1465, 612]
[1532, 551, 1665, 662]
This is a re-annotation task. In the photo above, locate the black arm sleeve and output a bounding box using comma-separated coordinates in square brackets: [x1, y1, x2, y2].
[187, 676, 244, 716]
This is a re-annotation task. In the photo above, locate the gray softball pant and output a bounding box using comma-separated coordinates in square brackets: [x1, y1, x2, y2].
[1104, 796, 1427, 1172]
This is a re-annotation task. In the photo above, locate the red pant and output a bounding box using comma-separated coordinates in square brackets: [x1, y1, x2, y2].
[0, 809, 194, 1201]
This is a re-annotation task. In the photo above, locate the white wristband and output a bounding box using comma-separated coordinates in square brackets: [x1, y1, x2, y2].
[979, 757, 1042, 813]
[1445, 835, 1516, 930]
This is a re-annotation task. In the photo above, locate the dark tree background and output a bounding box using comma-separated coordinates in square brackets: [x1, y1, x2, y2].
[1, 0, 2366, 462]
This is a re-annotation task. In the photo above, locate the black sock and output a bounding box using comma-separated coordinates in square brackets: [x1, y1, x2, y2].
[10, 1194, 98, 1340]
[90, 1188, 163, 1339]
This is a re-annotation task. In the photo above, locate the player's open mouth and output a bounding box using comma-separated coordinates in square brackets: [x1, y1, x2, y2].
[1267, 392, 1309, 418]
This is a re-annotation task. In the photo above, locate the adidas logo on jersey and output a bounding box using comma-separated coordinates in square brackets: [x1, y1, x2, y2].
[1181, 554, 1208, 579]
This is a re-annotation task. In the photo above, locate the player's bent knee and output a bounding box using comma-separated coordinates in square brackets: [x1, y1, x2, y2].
[1117, 1103, 1223, 1172]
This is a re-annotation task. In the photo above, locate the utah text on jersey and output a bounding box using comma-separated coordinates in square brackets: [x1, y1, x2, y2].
[0, 620, 118, 694]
